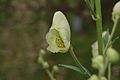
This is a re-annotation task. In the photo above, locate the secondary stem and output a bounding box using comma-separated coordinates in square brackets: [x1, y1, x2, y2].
[103, 17, 119, 54]
[46, 69, 56, 80]
[108, 63, 111, 80]
[69, 46, 91, 76]
[95, 0, 103, 54]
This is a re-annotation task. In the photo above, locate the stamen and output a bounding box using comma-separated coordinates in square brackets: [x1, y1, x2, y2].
[56, 36, 65, 48]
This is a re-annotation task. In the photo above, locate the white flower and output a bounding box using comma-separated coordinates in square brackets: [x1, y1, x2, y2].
[112, 1, 120, 21]
[46, 11, 71, 53]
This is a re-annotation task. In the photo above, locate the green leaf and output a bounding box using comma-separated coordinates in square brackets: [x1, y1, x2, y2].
[59, 64, 86, 75]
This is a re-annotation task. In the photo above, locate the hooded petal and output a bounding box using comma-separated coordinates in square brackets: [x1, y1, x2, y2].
[51, 11, 71, 41]
[46, 11, 71, 53]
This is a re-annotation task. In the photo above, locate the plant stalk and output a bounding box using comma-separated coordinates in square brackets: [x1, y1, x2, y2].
[95, 0, 103, 54]
[46, 69, 56, 80]
[103, 17, 119, 54]
[108, 63, 111, 80]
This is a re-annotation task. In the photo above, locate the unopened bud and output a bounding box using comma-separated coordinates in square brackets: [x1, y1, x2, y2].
[106, 47, 119, 63]
[101, 77, 107, 80]
[43, 62, 49, 69]
[38, 57, 43, 64]
[92, 55, 104, 69]
[112, 1, 120, 21]
[53, 65, 59, 72]
[40, 49, 46, 55]
[88, 74, 98, 80]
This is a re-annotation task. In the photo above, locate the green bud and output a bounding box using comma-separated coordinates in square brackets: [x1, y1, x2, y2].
[106, 47, 119, 63]
[101, 77, 107, 80]
[40, 49, 46, 55]
[112, 1, 120, 21]
[88, 74, 98, 80]
[38, 57, 43, 64]
[53, 65, 59, 72]
[43, 62, 49, 69]
[92, 55, 104, 69]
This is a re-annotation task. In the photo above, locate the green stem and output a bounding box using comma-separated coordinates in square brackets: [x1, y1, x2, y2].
[46, 69, 56, 80]
[95, 0, 103, 55]
[103, 17, 119, 54]
[69, 46, 91, 76]
[108, 63, 111, 80]
[85, 0, 97, 19]
[39, 55, 56, 80]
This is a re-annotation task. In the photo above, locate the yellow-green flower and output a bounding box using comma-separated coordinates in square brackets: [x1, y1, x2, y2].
[46, 11, 71, 53]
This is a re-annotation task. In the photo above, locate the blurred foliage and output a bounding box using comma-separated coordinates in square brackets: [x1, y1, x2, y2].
[0, 11, 6, 25]
[0, 0, 120, 80]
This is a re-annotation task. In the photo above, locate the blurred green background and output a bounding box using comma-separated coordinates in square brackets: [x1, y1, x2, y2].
[0, 0, 120, 80]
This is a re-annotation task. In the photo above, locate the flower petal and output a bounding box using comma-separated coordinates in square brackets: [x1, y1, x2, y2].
[46, 11, 71, 53]
[51, 11, 71, 41]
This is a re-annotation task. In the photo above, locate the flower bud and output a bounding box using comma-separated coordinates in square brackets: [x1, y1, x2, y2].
[112, 1, 120, 21]
[101, 77, 107, 80]
[40, 49, 46, 56]
[38, 57, 43, 64]
[43, 62, 49, 69]
[106, 47, 119, 63]
[92, 55, 104, 69]
[88, 74, 98, 80]
[53, 65, 59, 72]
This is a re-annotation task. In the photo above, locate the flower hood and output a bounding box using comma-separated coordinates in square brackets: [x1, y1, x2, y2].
[46, 11, 71, 53]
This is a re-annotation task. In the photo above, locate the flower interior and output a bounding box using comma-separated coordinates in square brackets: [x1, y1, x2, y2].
[54, 29, 65, 48]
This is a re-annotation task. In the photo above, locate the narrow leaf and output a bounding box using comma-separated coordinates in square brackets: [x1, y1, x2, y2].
[59, 64, 86, 75]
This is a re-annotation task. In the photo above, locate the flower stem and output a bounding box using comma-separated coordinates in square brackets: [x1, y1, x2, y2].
[69, 46, 91, 76]
[103, 17, 119, 54]
[46, 69, 56, 80]
[108, 63, 111, 80]
[39, 54, 56, 80]
[95, 0, 103, 55]
[104, 17, 119, 80]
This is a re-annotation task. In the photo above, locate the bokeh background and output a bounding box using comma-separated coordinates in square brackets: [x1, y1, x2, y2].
[0, 0, 120, 80]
